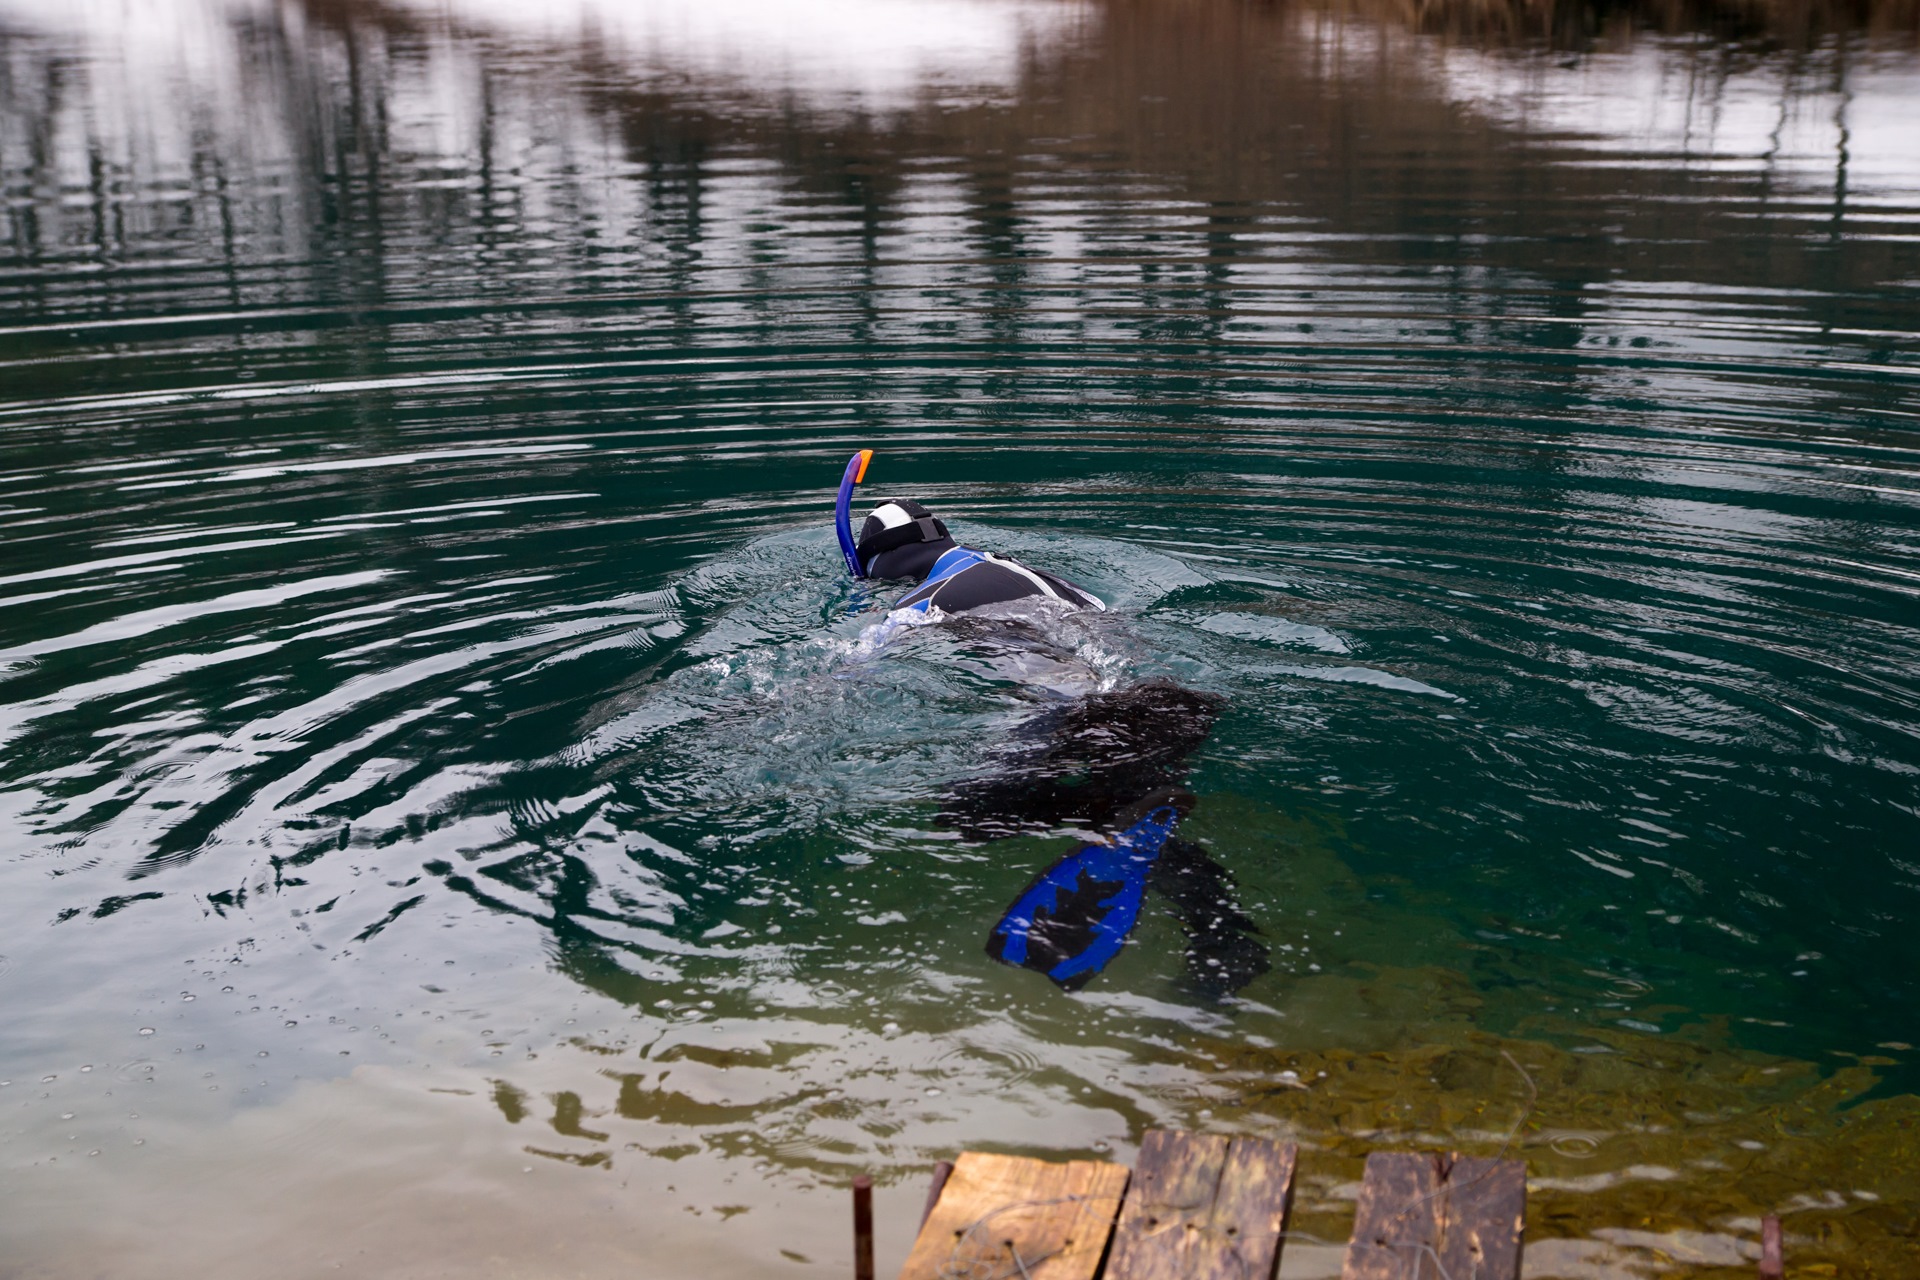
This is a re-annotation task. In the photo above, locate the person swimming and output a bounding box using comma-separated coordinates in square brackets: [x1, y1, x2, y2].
[833, 449, 1268, 995]
[833, 447, 1105, 618]
[854, 497, 1106, 615]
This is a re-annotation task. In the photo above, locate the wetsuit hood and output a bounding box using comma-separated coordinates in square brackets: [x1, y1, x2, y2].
[858, 499, 954, 580]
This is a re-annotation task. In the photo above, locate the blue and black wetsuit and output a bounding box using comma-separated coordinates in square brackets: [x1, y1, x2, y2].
[855, 499, 1104, 615]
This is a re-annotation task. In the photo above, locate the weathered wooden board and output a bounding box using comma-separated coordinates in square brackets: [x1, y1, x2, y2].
[1105, 1129, 1298, 1280]
[896, 1150, 1131, 1280]
[1342, 1152, 1525, 1280]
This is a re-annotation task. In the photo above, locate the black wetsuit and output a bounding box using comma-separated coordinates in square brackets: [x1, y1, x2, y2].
[866, 537, 1104, 616]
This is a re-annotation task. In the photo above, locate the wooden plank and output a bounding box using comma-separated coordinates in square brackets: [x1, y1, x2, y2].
[1208, 1136, 1300, 1280]
[1444, 1157, 1525, 1280]
[896, 1150, 1130, 1280]
[1106, 1129, 1298, 1280]
[1344, 1154, 1438, 1280]
[1342, 1152, 1525, 1280]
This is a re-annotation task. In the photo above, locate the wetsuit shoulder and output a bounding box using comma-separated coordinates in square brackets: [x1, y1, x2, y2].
[898, 548, 1104, 614]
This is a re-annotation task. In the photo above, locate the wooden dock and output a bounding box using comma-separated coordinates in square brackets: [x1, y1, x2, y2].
[884, 1130, 1524, 1280]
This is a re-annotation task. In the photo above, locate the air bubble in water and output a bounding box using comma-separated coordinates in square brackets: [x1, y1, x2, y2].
[139, 1028, 155, 1036]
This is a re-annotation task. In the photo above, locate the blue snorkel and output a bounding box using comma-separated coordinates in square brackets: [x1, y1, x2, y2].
[835, 449, 874, 577]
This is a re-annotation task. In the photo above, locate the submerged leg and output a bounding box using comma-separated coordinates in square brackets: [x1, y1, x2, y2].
[1148, 837, 1270, 998]
[938, 681, 1221, 839]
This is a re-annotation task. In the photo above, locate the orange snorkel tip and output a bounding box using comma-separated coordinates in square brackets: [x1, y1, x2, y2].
[854, 449, 872, 484]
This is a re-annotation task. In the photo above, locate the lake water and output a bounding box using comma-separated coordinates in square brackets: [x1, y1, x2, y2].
[3, 1, 1919, 1275]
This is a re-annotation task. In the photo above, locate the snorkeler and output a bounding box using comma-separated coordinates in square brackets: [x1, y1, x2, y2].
[850, 503, 1105, 617]
[834, 450, 1268, 996]
[835, 449, 1103, 615]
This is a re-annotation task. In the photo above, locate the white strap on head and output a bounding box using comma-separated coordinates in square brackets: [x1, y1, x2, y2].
[868, 502, 914, 530]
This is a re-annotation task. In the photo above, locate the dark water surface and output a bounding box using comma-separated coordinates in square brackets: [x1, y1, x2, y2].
[4, 1, 1919, 1275]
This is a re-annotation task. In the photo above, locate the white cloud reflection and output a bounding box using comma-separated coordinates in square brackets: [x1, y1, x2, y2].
[0, 0, 1086, 119]
[391, 0, 1086, 112]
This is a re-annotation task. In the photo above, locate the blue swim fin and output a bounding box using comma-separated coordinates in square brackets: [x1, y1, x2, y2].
[986, 803, 1182, 991]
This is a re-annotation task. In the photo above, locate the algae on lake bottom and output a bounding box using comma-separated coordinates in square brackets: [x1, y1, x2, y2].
[1169, 970, 1920, 1277]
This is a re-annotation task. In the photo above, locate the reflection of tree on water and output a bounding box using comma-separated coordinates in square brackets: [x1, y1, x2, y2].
[5, 0, 1913, 372]
[1351, 0, 1915, 47]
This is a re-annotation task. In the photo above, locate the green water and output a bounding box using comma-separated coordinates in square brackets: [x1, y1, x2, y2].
[3, 1, 1919, 1274]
